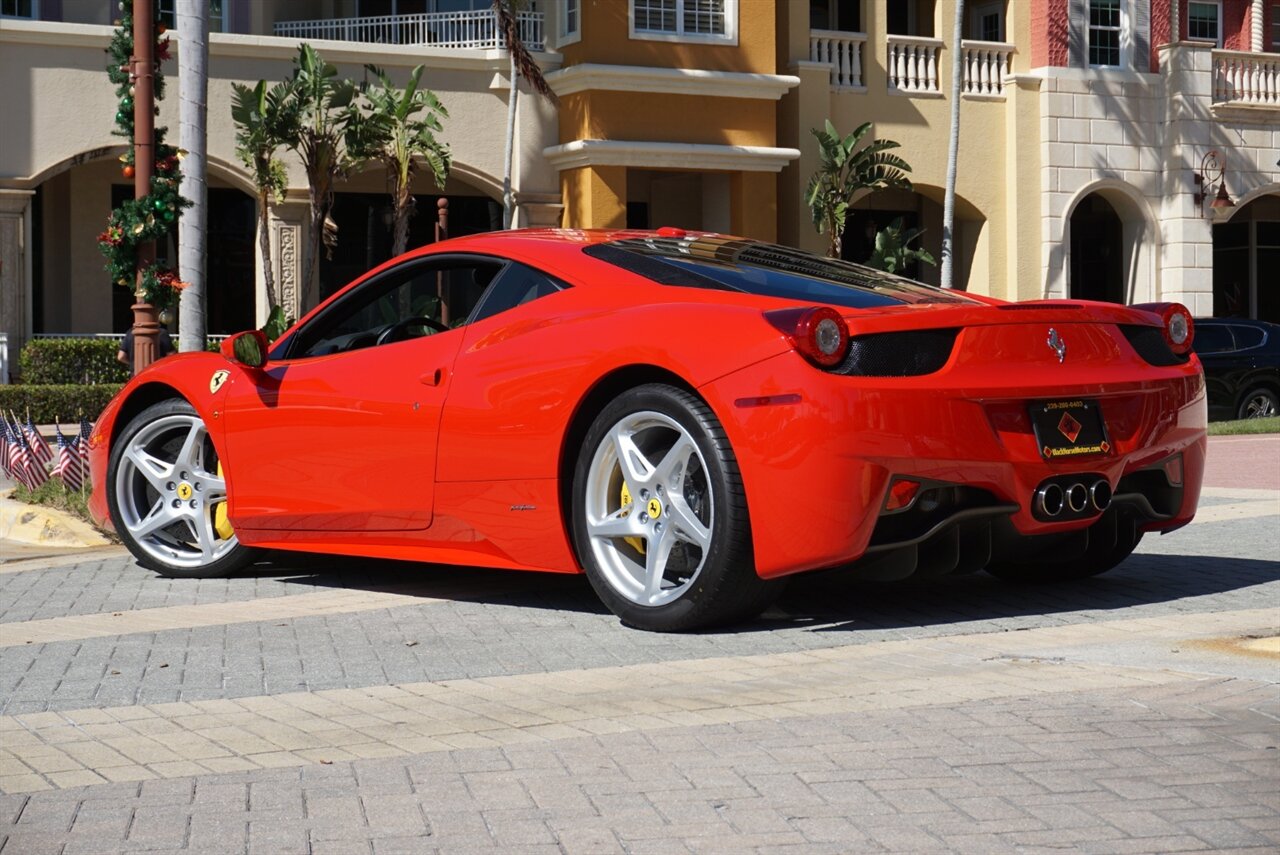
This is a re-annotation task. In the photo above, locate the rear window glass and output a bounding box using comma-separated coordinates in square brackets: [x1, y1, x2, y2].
[1230, 325, 1265, 349]
[584, 237, 979, 309]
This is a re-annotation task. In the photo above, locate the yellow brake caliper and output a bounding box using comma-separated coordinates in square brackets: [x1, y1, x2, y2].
[213, 461, 234, 540]
[619, 482, 645, 554]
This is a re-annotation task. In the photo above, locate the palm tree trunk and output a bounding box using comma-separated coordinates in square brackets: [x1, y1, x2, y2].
[177, 0, 208, 350]
[502, 49, 518, 229]
[941, 0, 964, 289]
[256, 186, 278, 309]
[392, 179, 411, 258]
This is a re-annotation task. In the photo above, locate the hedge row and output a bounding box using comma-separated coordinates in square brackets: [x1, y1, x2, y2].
[19, 338, 129, 385]
[0, 384, 124, 424]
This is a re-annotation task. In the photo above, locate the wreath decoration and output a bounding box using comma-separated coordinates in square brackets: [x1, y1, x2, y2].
[98, 0, 191, 305]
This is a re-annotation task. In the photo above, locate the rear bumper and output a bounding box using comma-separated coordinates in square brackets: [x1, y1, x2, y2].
[701, 351, 1206, 579]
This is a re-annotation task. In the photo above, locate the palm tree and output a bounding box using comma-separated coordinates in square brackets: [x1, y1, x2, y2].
[941, 0, 965, 288]
[284, 44, 357, 307]
[493, 0, 557, 228]
[348, 65, 451, 257]
[178, 0, 209, 351]
[230, 78, 299, 311]
[805, 120, 913, 258]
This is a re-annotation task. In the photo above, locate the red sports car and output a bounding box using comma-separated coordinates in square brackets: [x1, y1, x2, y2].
[89, 229, 1206, 631]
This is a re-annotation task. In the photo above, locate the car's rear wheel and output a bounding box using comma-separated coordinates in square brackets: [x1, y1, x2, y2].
[1236, 387, 1278, 420]
[571, 384, 782, 631]
[108, 398, 257, 578]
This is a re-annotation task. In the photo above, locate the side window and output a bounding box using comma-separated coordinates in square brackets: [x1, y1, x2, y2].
[289, 257, 505, 358]
[1192, 324, 1235, 354]
[469, 262, 566, 324]
[1229, 325, 1264, 350]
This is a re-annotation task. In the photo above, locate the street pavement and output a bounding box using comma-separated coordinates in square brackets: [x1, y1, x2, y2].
[0, 436, 1276, 854]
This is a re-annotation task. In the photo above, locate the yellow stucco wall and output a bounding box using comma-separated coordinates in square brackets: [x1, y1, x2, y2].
[562, 0, 777, 74]
[559, 91, 777, 147]
[777, 0, 1038, 298]
[561, 165, 628, 230]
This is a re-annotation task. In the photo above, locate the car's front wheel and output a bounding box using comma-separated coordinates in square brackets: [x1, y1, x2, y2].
[107, 398, 257, 578]
[571, 384, 782, 631]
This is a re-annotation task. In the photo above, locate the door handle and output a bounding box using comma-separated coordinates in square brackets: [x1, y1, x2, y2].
[420, 368, 444, 386]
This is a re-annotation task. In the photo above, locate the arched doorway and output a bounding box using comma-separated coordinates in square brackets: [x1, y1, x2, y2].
[1069, 194, 1124, 303]
[319, 164, 504, 301]
[31, 150, 256, 336]
[1213, 192, 1280, 322]
[845, 185, 988, 290]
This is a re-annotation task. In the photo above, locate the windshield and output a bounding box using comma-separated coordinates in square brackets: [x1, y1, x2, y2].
[584, 236, 979, 309]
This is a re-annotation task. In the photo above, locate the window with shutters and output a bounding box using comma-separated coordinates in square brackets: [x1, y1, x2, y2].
[1087, 0, 1125, 67]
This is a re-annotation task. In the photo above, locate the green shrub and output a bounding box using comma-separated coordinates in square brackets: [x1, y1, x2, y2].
[19, 338, 128, 385]
[0, 384, 124, 423]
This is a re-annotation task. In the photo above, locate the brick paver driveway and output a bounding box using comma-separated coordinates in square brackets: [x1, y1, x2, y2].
[1, 436, 1277, 854]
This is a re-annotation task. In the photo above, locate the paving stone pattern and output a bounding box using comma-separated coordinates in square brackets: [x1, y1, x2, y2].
[1, 680, 1276, 854]
[0, 446, 1276, 853]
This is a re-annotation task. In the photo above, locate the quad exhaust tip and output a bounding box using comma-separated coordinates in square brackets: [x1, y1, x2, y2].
[1035, 478, 1111, 518]
[1036, 483, 1065, 517]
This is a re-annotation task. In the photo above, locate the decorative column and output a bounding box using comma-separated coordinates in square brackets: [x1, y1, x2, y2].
[1252, 0, 1264, 52]
[267, 199, 309, 324]
[0, 190, 34, 378]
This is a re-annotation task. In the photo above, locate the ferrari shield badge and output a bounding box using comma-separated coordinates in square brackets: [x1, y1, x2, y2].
[209, 369, 230, 394]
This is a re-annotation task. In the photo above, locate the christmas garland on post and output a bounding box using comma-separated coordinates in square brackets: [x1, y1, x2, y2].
[98, 0, 191, 306]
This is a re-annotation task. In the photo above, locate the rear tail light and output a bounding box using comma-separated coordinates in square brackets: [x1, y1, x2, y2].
[764, 306, 849, 368]
[1133, 302, 1194, 355]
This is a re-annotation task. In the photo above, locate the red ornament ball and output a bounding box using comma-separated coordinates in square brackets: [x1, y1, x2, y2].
[122, 165, 135, 179]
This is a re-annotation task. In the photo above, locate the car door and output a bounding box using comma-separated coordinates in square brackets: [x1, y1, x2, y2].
[220, 254, 504, 532]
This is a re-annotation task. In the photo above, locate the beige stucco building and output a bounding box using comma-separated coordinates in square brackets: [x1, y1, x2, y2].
[2, 0, 1278, 383]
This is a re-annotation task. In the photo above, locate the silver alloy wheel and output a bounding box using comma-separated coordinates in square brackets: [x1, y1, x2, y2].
[583, 410, 714, 607]
[1242, 393, 1277, 419]
[114, 413, 237, 568]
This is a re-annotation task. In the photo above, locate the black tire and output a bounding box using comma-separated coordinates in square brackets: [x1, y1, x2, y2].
[107, 398, 258, 578]
[1236, 387, 1279, 420]
[986, 515, 1143, 583]
[570, 384, 783, 631]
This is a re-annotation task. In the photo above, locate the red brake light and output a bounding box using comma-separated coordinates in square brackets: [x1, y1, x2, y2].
[1133, 302, 1194, 355]
[764, 307, 849, 368]
[884, 479, 921, 511]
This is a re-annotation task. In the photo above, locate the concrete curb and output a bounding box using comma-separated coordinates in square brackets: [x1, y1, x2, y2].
[0, 490, 112, 549]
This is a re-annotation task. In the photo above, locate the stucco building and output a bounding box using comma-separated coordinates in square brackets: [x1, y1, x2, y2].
[1, 0, 1278, 380]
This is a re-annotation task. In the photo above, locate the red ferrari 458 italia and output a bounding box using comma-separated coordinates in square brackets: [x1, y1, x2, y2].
[89, 229, 1205, 631]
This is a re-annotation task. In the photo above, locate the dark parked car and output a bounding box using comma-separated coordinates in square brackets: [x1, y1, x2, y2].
[1192, 318, 1280, 420]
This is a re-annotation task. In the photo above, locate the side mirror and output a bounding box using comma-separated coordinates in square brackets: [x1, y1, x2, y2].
[220, 330, 269, 369]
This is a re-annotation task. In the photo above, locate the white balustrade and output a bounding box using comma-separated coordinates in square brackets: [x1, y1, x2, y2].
[960, 39, 1014, 97]
[810, 29, 867, 90]
[274, 9, 544, 51]
[886, 35, 942, 95]
[1212, 49, 1280, 107]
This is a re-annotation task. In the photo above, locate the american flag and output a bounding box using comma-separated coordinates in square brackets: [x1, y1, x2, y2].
[23, 415, 53, 467]
[1, 417, 15, 479]
[7, 422, 47, 491]
[52, 425, 85, 492]
[78, 416, 93, 489]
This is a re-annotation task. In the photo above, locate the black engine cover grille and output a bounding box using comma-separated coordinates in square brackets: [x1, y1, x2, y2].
[1120, 325, 1190, 366]
[834, 328, 959, 377]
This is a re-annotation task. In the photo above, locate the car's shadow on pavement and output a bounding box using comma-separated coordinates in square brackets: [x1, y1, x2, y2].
[225, 550, 1280, 633]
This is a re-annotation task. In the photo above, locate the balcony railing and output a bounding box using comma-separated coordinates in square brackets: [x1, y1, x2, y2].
[1212, 49, 1280, 107]
[274, 9, 544, 51]
[810, 29, 866, 89]
[887, 35, 943, 95]
[961, 39, 1014, 98]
